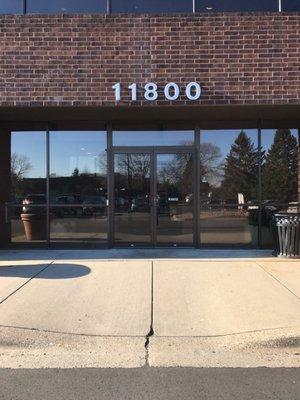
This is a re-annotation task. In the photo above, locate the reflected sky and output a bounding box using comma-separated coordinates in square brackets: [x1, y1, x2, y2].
[11, 129, 299, 178]
[50, 131, 107, 177]
[113, 131, 194, 147]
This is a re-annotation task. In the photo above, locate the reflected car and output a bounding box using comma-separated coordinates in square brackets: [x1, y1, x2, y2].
[247, 200, 277, 227]
[22, 194, 46, 214]
[130, 196, 150, 212]
[82, 196, 107, 215]
[52, 194, 82, 217]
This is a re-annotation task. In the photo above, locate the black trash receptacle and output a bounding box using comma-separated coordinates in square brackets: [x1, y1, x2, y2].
[272, 214, 300, 258]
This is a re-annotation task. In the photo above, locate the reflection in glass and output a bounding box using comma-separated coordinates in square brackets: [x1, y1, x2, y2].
[10, 132, 47, 243]
[156, 153, 194, 245]
[111, 0, 192, 13]
[114, 153, 151, 245]
[0, 0, 23, 13]
[282, 0, 300, 11]
[113, 131, 194, 147]
[261, 129, 299, 248]
[195, 0, 278, 12]
[27, 0, 107, 13]
[200, 130, 259, 247]
[50, 131, 107, 245]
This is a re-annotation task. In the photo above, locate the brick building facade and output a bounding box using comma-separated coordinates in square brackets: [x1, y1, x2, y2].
[0, 12, 299, 249]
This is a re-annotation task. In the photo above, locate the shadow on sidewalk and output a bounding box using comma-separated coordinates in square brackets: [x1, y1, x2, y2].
[0, 264, 91, 279]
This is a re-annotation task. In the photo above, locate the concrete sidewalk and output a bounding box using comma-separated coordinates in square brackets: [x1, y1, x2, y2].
[0, 250, 299, 368]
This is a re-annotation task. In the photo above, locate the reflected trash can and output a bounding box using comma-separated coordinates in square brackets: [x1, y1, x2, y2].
[272, 214, 300, 258]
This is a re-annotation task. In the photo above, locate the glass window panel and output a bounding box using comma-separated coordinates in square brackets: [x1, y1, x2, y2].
[199, 129, 259, 247]
[156, 153, 194, 245]
[195, 0, 278, 12]
[114, 153, 151, 245]
[11, 131, 47, 243]
[261, 129, 299, 248]
[113, 131, 194, 146]
[50, 131, 108, 245]
[111, 0, 192, 13]
[282, 0, 300, 11]
[0, 0, 23, 14]
[27, 0, 107, 14]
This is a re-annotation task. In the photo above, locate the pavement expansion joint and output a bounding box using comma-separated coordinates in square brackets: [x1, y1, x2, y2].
[0, 261, 54, 306]
[254, 261, 300, 300]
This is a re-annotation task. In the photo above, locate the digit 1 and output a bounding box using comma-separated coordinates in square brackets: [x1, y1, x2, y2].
[128, 83, 137, 101]
[112, 83, 121, 102]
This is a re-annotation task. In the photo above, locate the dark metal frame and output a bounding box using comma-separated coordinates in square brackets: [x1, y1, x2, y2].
[8, 0, 285, 15]
[111, 145, 196, 248]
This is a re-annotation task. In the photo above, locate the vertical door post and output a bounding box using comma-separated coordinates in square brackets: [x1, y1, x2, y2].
[195, 124, 201, 247]
[258, 121, 262, 248]
[107, 124, 114, 248]
[46, 128, 50, 248]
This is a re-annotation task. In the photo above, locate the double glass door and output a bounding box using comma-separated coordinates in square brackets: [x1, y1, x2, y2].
[113, 149, 194, 246]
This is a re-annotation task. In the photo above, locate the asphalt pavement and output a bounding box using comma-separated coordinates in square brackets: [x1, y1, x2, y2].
[1, 367, 300, 400]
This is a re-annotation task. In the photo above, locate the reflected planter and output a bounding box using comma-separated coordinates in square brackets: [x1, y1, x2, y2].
[21, 213, 46, 241]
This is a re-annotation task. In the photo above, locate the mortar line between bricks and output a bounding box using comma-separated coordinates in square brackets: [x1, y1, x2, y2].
[0, 261, 55, 307]
[254, 261, 300, 300]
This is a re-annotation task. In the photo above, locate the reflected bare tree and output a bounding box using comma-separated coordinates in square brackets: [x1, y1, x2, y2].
[11, 153, 32, 199]
[117, 154, 150, 178]
[200, 142, 223, 186]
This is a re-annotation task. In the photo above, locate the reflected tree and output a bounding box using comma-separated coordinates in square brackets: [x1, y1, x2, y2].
[11, 153, 32, 199]
[262, 129, 298, 203]
[221, 131, 259, 203]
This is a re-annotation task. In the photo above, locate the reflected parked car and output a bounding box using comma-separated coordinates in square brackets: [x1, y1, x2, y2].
[52, 194, 82, 217]
[130, 196, 150, 212]
[82, 195, 107, 215]
[22, 194, 46, 214]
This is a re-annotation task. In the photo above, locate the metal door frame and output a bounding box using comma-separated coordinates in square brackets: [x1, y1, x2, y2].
[110, 145, 196, 247]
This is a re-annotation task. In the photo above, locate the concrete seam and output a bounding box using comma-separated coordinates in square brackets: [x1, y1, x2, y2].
[0, 324, 146, 338]
[0, 261, 55, 307]
[254, 261, 300, 300]
[0, 324, 299, 340]
[144, 260, 154, 366]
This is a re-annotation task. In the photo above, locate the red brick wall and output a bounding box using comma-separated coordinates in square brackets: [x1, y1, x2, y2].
[0, 13, 299, 107]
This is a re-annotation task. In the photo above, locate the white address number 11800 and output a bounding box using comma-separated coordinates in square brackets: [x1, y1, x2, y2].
[112, 82, 201, 102]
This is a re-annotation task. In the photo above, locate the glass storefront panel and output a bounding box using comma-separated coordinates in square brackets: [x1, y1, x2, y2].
[111, 0, 192, 13]
[199, 129, 259, 247]
[27, 0, 107, 14]
[114, 153, 152, 245]
[156, 153, 194, 245]
[50, 131, 107, 245]
[261, 129, 299, 248]
[195, 0, 278, 12]
[9, 126, 298, 250]
[282, 0, 300, 11]
[113, 131, 194, 147]
[11, 131, 47, 244]
[0, 0, 23, 13]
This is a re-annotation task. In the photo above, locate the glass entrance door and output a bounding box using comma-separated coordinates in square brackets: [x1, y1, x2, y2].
[114, 153, 152, 246]
[113, 150, 194, 247]
[156, 153, 194, 246]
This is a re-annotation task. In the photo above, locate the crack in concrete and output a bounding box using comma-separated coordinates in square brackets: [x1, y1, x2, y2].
[145, 260, 154, 366]
[0, 261, 55, 306]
